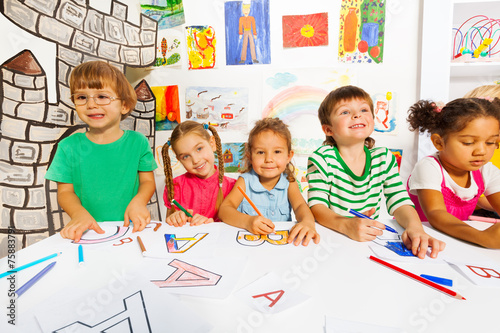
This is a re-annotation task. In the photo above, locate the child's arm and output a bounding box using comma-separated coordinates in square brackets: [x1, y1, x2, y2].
[287, 181, 320, 246]
[311, 204, 386, 242]
[124, 171, 156, 233]
[392, 204, 446, 258]
[57, 183, 104, 242]
[417, 188, 497, 247]
[218, 178, 275, 234]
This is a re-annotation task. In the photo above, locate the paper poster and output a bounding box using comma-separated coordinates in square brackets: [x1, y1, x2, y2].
[235, 272, 310, 313]
[138, 224, 221, 258]
[215, 142, 246, 172]
[224, 0, 271, 65]
[185, 86, 249, 131]
[185, 25, 216, 70]
[447, 260, 500, 287]
[326, 316, 402, 333]
[282, 13, 328, 48]
[338, 0, 386, 64]
[143, 256, 247, 298]
[152, 85, 180, 130]
[35, 282, 211, 333]
[140, 0, 185, 30]
[373, 92, 397, 134]
[152, 28, 182, 68]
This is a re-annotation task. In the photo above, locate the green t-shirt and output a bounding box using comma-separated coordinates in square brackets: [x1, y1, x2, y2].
[45, 130, 157, 221]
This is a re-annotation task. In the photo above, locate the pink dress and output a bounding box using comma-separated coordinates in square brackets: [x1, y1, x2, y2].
[164, 167, 236, 221]
[408, 156, 484, 221]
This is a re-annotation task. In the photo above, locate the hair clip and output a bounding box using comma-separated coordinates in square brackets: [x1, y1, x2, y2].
[203, 123, 209, 130]
[432, 101, 444, 113]
[167, 140, 171, 146]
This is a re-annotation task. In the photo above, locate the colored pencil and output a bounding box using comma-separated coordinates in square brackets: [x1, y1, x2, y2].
[137, 236, 147, 255]
[16, 261, 56, 298]
[78, 244, 85, 267]
[369, 255, 465, 300]
[468, 215, 500, 224]
[172, 199, 193, 218]
[154, 223, 161, 231]
[0, 252, 62, 279]
[237, 186, 263, 216]
[348, 208, 398, 233]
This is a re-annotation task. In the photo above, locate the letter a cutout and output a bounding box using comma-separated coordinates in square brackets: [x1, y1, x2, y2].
[151, 259, 222, 288]
[252, 290, 285, 307]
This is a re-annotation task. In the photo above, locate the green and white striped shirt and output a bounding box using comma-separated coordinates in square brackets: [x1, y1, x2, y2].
[307, 145, 413, 219]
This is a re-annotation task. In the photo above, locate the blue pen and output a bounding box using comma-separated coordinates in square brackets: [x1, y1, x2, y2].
[16, 261, 56, 298]
[78, 244, 85, 267]
[348, 208, 398, 233]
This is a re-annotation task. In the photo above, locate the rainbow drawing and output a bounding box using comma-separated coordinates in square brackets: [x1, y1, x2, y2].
[262, 85, 329, 121]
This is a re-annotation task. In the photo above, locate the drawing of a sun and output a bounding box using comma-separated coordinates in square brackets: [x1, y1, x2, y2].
[282, 13, 328, 48]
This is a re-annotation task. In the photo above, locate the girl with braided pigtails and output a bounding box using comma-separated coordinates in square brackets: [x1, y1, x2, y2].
[162, 121, 236, 226]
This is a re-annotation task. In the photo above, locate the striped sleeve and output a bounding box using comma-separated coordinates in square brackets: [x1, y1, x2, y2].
[307, 147, 333, 209]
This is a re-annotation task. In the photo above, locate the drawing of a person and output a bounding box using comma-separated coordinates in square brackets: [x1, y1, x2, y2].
[239, 1, 258, 64]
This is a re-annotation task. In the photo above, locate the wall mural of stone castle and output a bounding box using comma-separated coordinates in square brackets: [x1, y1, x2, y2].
[0, 0, 160, 256]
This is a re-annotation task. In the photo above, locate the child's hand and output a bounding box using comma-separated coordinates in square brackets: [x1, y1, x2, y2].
[481, 223, 500, 248]
[288, 222, 320, 246]
[342, 216, 386, 242]
[124, 199, 151, 233]
[165, 209, 192, 227]
[247, 216, 275, 235]
[401, 227, 446, 259]
[60, 211, 104, 242]
[189, 214, 214, 226]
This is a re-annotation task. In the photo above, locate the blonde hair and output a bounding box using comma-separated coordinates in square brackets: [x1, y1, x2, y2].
[70, 61, 137, 119]
[240, 118, 296, 182]
[464, 85, 500, 99]
[318, 85, 375, 149]
[161, 121, 224, 218]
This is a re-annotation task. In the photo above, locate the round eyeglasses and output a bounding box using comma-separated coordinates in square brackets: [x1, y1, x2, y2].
[72, 93, 121, 106]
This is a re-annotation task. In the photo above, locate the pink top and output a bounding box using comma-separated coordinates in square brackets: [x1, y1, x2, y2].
[164, 167, 236, 221]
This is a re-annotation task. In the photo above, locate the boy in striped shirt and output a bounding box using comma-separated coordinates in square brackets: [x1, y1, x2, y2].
[307, 86, 445, 259]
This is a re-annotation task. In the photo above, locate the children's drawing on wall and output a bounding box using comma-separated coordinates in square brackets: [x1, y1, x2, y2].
[185, 25, 216, 70]
[372, 91, 397, 134]
[282, 12, 328, 48]
[215, 142, 246, 173]
[153, 28, 182, 67]
[452, 14, 500, 62]
[185, 86, 249, 131]
[262, 68, 356, 143]
[152, 85, 180, 131]
[140, 0, 185, 30]
[338, 0, 386, 64]
[0, 1, 159, 255]
[224, 0, 271, 65]
[389, 148, 403, 173]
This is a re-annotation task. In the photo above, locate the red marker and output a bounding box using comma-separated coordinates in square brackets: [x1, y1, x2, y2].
[369, 255, 465, 300]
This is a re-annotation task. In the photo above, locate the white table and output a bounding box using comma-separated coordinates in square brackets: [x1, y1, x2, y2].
[1, 220, 499, 332]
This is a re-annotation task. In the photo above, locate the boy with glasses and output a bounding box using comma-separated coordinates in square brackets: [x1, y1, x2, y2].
[45, 61, 157, 242]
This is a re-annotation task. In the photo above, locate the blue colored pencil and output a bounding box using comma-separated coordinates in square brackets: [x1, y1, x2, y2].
[16, 261, 56, 298]
[78, 244, 85, 267]
[348, 208, 398, 233]
[0, 252, 62, 279]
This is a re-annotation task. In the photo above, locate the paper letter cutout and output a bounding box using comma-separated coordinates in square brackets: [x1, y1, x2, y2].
[252, 290, 285, 307]
[151, 259, 221, 288]
[237, 230, 289, 246]
[164, 233, 208, 253]
[54, 291, 152, 332]
[466, 265, 500, 279]
[75, 226, 130, 244]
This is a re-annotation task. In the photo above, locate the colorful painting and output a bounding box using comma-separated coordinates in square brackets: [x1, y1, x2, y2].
[282, 13, 328, 48]
[185, 25, 216, 70]
[372, 92, 397, 134]
[152, 85, 180, 131]
[185, 86, 248, 131]
[140, 0, 185, 30]
[389, 148, 403, 173]
[224, 0, 271, 65]
[215, 142, 246, 173]
[338, 0, 386, 64]
[153, 29, 182, 67]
